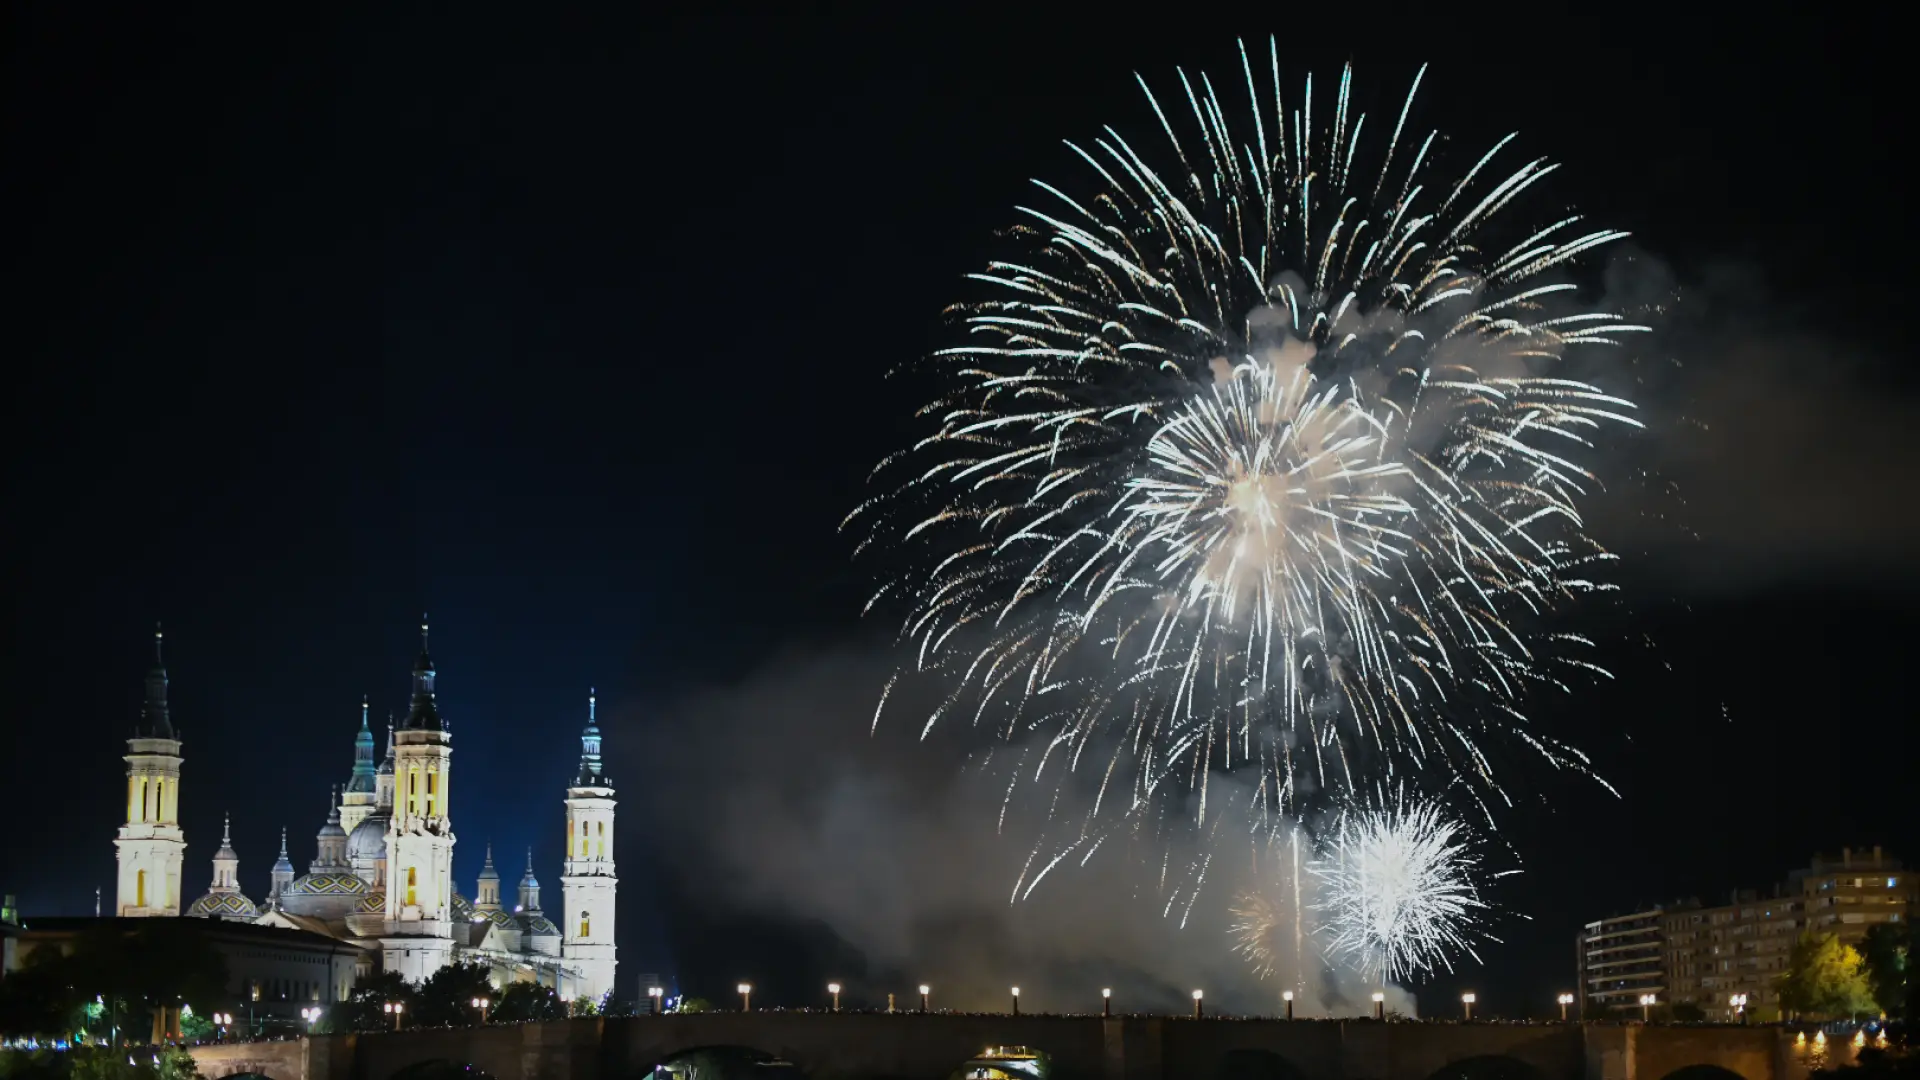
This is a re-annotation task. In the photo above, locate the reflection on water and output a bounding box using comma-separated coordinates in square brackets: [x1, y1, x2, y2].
[649, 1048, 803, 1079]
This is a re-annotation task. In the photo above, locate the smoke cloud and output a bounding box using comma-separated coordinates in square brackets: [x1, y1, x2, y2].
[1583, 249, 1920, 589]
[633, 641, 1415, 1018]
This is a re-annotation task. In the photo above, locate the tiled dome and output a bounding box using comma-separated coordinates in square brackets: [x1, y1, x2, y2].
[282, 872, 369, 898]
[185, 891, 259, 919]
[357, 889, 387, 913]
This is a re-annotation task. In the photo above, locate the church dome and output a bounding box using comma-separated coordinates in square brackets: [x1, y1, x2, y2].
[279, 871, 369, 921]
[186, 891, 258, 920]
[451, 892, 476, 922]
[517, 912, 559, 937]
[282, 871, 368, 898]
[358, 889, 386, 913]
[346, 812, 388, 864]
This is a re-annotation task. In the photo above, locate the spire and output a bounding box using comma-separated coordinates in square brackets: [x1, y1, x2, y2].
[211, 812, 240, 890]
[379, 716, 396, 773]
[346, 697, 378, 793]
[574, 687, 607, 786]
[476, 841, 502, 911]
[401, 615, 443, 731]
[269, 826, 295, 901]
[517, 847, 542, 912]
[138, 623, 174, 739]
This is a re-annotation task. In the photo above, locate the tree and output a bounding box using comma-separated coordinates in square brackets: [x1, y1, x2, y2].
[598, 994, 636, 1018]
[1777, 931, 1878, 1019]
[491, 983, 563, 1023]
[569, 996, 598, 1017]
[1860, 923, 1909, 1020]
[672, 996, 717, 1014]
[339, 970, 416, 1034]
[1669, 1001, 1706, 1023]
[412, 962, 495, 1028]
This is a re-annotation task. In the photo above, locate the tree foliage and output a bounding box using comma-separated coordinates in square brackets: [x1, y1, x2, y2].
[1860, 923, 1909, 1020]
[339, 970, 416, 1034]
[411, 962, 495, 1028]
[491, 982, 563, 1023]
[1778, 931, 1878, 1019]
[0, 1046, 201, 1080]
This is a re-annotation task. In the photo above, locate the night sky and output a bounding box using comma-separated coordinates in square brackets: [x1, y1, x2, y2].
[3, 8, 1914, 1021]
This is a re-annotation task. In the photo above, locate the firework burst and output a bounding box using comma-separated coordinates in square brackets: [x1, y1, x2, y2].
[1310, 794, 1494, 982]
[850, 39, 1640, 865]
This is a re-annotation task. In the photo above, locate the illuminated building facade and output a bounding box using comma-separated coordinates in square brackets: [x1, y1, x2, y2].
[105, 622, 618, 1000]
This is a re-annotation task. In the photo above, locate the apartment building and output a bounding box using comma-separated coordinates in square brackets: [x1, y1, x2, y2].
[1582, 848, 1912, 1021]
[1578, 907, 1667, 1013]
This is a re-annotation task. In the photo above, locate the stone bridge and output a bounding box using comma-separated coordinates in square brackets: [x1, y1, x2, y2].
[187, 1016, 1855, 1080]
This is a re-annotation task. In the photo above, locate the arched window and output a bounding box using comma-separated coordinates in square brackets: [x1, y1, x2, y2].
[135, 869, 147, 907]
[580, 913, 590, 938]
[596, 821, 606, 857]
[406, 866, 418, 907]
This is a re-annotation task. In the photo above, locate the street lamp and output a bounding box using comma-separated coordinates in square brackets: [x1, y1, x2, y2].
[1638, 994, 1656, 1022]
[1372, 992, 1386, 1021]
[1192, 989, 1204, 1020]
[470, 996, 490, 1024]
[212, 1013, 231, 1043]
[1010, 987, 1020, 1016]
[1558, 993, 1575, 1021]
[1283, 990, 1295, 1021]
[383, 1001, 404, 1031]
[1729, 993, 1748, 1024]
[827, 983, 842, 1012]
[301, 1006, 322, 1031]
[1462, 993, 1476, 1022]
[919, 985, 931, 1013]
[1101, 988, 1112, 1019]
[647, 987, 662, 1015]
[738, 984, 753, 1012]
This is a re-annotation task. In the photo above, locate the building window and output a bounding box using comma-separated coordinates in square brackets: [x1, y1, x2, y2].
[406, 866, 418, 907]
[580, 914, 589, 938]
[135, 869, 147, 908]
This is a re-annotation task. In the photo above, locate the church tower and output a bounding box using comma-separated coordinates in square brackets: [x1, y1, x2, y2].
[474, 843, 502, 913]
[381, 617, 456, 980]
[340, 698, 378, 835]
[115, 626, 185, 917]
[561, 688, 618, 1001]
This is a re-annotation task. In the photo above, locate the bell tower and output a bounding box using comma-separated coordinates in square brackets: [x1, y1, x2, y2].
[115, 626, 185, 917]
[381, 617, 456, 981]
[561, 688, 618, 1001]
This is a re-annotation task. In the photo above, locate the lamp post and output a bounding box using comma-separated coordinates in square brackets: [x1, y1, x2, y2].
[1010, 987, 1020, 1016]
[919, 985, 931, 1013]
[738, 984, 753, 1013]
[470, 996, 490, 1024]
[1558, 993, 1574, 1021]
[1192, 989, 1204, 1020]
[1729, 993, 1748, 1024]
[1638, 994, 1655, 1023]
[1372, 992, 1386, 1021]
[383, 1001, 404, 1031]
[213, 1013, 231, 1043]
[1462, 993, 1476, 1022]
[647, 987, 662, 1015]
[827, 983, 842, 1012]
[1101, 988, 1112, 1019]
[1283, 990, 1295, 1021]
[301, 1006, 322, 1032]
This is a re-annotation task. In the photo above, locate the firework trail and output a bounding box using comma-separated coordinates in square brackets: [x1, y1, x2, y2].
[1310, 793, 1494, 982]
[849, 39, 1641, 867]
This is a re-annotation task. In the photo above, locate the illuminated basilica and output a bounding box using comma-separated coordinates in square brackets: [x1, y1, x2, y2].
[111, 624, 619, 1002]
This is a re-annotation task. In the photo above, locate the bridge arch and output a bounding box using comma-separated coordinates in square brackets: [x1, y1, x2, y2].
[387, 1059, 501, 1080]
[1655, 1066, 1750, 1080]
[946, 1041, 1055, 1079]
[641, 1044, 805, 1078]
[1424, 1055, 1551, 1080]
[1213, 1047, 1306, 1080]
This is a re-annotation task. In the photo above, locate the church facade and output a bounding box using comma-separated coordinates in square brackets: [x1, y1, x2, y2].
[111, 625, 620, 1003]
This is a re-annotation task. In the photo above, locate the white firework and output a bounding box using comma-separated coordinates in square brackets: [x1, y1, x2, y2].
[1311, 795, 1493, 982]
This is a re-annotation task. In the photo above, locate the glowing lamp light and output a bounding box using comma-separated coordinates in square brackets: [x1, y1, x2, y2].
[1371, 992, 1386, 1003]
[1011, 987, 1020, 996]
[827, 983, 841, 994]
[738, 984, 752, 995]
[919, 984, 931, 995]
[1101, 988, 1112, 998]
[1283, 991, 1294, 1002]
